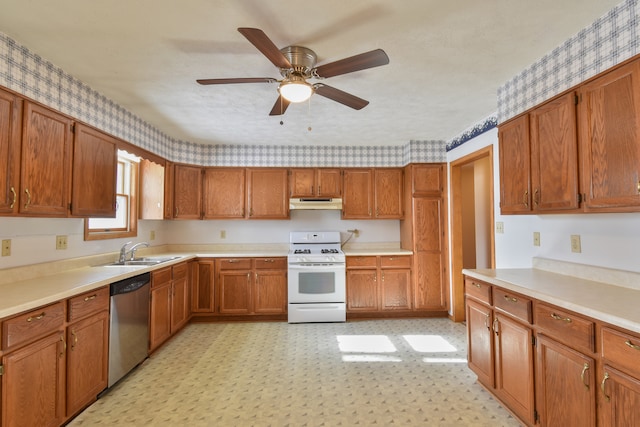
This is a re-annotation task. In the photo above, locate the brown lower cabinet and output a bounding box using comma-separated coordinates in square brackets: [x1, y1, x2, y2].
[465, 274, 640, 426]
[0, 287, 109, 427]
[149, 262, 190, 352]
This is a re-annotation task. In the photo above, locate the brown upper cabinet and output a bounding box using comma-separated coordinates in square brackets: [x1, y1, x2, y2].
[246, 168, 289, 219]
[499, 56, 640, 214]
[289, 168, 342, 198]
[578, 58, 640, 210]
[203, 167, 246, 219]
[71, 123, 118, 217]
[20, 101, 73, 216]
[139, 159, 165, 220]
[171, 164, 203, 219]
[342, 168, 404, 219]
[0, 88, 22, 215]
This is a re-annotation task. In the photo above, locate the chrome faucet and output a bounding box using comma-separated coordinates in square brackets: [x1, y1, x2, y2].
[118, 241, 150, 262]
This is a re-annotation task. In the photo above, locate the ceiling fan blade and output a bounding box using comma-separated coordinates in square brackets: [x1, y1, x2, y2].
[197, 77, 277, 85]
[313, 49, 389, 78]
[238, 27, 292, 69]
[314, 84, 369, 110]
[269, 95, 291, 116]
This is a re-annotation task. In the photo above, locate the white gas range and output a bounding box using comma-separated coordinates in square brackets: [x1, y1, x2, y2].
[287, 231, 346, 323]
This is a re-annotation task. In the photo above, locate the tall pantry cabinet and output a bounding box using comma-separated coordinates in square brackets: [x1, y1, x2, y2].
[400, 164, 449, 313]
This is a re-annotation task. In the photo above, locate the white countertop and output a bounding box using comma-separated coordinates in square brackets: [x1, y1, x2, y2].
[0, 243, 409, 319]
[463, 266, 640, 334]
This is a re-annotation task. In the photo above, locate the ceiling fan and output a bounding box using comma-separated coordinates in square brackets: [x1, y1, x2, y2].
[196, 27, 389, 116]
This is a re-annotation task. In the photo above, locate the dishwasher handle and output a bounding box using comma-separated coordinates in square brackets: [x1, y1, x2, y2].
[110, 273, 151, 296]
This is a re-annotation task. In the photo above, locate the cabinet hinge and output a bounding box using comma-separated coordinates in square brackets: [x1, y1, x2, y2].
[0, 364, 4, 376]
[577, 193, 582, 203]
[532, 335, 536, 347]
[574, 94, 580, 105]
[534, 409, 539, 423]
[68, 203, 72, 211]
[71, 123, 76, 133]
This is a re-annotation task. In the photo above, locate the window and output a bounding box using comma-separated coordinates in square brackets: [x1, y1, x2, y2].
[84, 150, 139, 240]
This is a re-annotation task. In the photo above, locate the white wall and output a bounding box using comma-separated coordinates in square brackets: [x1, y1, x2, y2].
[0, 211, 399, 269]
[447, 128, 640, 273]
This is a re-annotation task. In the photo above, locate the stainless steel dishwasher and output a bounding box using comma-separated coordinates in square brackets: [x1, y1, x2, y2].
[108, 272, 151, 387]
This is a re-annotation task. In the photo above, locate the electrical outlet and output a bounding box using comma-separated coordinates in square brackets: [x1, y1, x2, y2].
[1, 239, 10, 256]
[533, 232, 541, 247]
[496, 222, 504, 234]
[150, 230, 156, 241]
[570, 235, 581, 253]
[56, 235, 68, 250]
[220, 230, 226, 239]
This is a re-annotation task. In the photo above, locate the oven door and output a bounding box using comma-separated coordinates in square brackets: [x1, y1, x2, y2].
[288, 263, 346, 303]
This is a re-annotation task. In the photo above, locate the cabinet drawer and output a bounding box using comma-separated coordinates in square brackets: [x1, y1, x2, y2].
[218, 258, 252, 270]
[152, 266, 172, 288]
[535, 303, 595, 352]
[493, 288, 532, 323]
[2, 301, 65, 350]
[172, 262, 188, 280]
[254, 257, 287, 270]
[464, 277, 492, 305]
[347, 256, 377, 268]
[68, 286, 109, 322]
[380, 255, 411, 268]
[602, 327, 640, 376]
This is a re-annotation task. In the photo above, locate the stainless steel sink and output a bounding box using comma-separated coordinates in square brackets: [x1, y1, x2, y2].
[102, 256, 181, 267]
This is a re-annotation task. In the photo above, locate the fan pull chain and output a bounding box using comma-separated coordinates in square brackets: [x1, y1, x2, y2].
[307, 97, 312, 132]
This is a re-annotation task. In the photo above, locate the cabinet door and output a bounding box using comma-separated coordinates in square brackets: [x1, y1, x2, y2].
[21, 101, 73, 216]
[71, 124, 118, 217]
[536, 335, 596, 427]
[173, 164, 202, 219]
[2, 332, 66, 427]
[171, 276, 190, 332]
[247, 168, 288, 219]
[317, 168, 342, 197]
[410, 164, 444, 196]
[139, 159, 165, 219]
[466, 299, 494, 387]
[163, 161, 174, 219]
[149, 284, 171, 351]
[66, 311, 109, 417]
[343, 169, 373, 219]
[218, 271, 252, 314]
[530, 92, 580, 211]
[289, 168, 316, 198]
[380, 269, 411, 310]
[374, 168, 403, 218]
[0, 88, 22, 215]
[498, 114, 531, 214]
[346, 269, 378, 311]
[191, 259, 215, 313]
[493, 313, 535, 426]
[601, 365, 640, 427]
[254, 270, 287, 314]
[578, 59, 640, 210]
[203, 167, 246, 218]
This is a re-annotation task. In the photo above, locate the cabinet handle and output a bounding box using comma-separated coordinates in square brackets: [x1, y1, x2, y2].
[472, 282, 481, 288]
[503, 295, 518, 303]
[317, 185, 321, 195]
[263, 259, 275, 263]
[247, 273, 250, 280]
[310, 185, 314, 194]
[484, 313, 490, 329]
[492, 318, 499, 335]
[382, 272, 385, 282]
[84, 294, 97, 302]
[9, 186, 16, 209]
[175, 206, 179, 217]
[24, 188, 31, 209]
[580, 363, 590, 390]
[534, 188, 540, 206]
[637, 181, 640, 194]
[522, 190, 528, 208]
[59, 335, 66, 358]
[373, 274, 377, 282]
[625, 339, 640, 350]
[227, 259, 239, 263]
[27, 312, 46, 322]
[71, 329, 78, 351]
[550, 313, 572, 323]
[601, 372, 610, 402]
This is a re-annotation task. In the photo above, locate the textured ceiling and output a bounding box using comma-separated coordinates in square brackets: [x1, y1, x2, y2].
[0, 0, 622, 147]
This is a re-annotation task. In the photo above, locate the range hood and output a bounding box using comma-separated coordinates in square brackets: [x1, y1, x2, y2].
[289, 198, 343, 210]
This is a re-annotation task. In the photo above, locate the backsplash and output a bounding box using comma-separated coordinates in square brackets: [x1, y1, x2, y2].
[0, 31, 445, 166]
[498, 0, 638, 122]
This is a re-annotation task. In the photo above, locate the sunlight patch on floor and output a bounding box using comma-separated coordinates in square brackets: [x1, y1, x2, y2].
[336, 335, 397, 353]
[403, 335, 457, 352]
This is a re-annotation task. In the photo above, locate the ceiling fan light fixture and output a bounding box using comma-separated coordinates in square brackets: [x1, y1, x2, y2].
[278, 76, 314, 103]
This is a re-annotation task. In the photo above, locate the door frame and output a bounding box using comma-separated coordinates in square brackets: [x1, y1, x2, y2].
[449, 145, 495, 322]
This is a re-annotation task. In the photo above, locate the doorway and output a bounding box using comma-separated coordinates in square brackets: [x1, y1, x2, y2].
[449, 146, 495, 322]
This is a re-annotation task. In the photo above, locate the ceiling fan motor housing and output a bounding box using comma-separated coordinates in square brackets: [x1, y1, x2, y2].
[280, 46, 317, 78]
